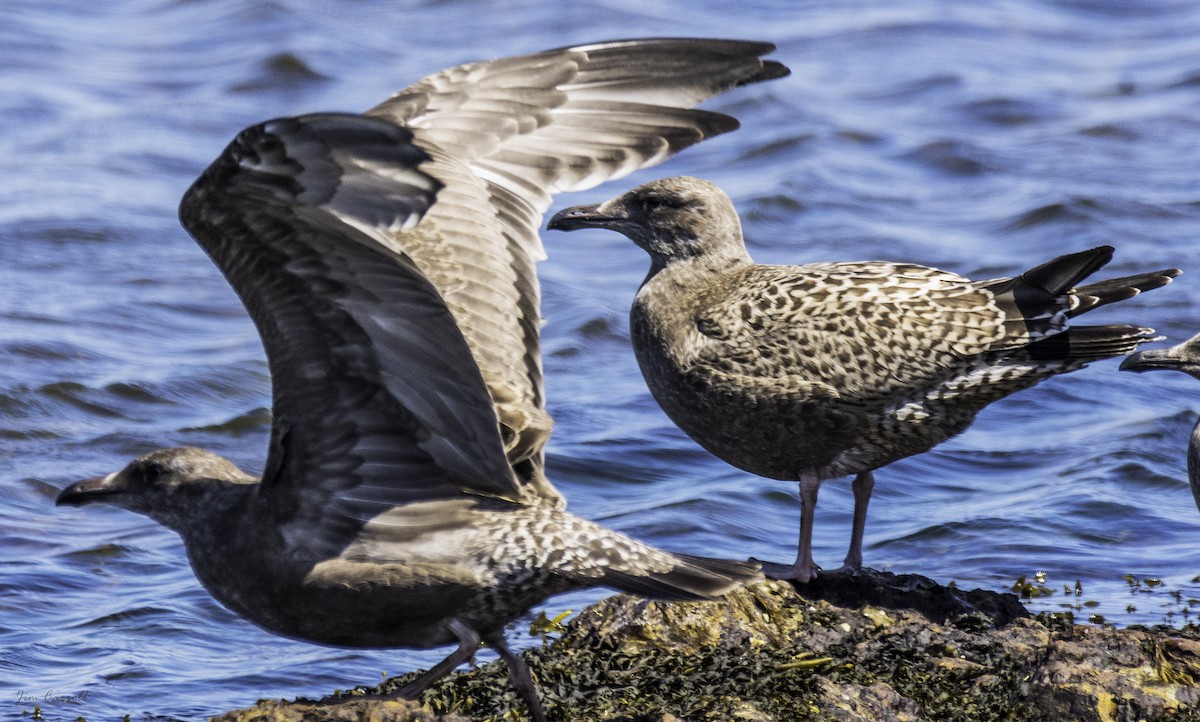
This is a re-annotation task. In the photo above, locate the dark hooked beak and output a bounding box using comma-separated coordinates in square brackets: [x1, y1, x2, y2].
[1120, 348, 1185, 373]
[56, 474, 125, 506]
[547, 203, 621, 231]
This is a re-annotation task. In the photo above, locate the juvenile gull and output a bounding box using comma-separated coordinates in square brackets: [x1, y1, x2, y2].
[549, 175, 1181, 582]
[1121, 331, 1200, 513]
[55, 41, 787, 721]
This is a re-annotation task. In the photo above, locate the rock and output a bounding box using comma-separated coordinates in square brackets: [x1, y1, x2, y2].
[790, 567, 1029, 626]
[211, 698, 468, 722]
[215, 572, 1200, 721]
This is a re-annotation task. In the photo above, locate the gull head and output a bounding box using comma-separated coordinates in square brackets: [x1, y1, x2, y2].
[57, 447, 256, 533]
[1120, 331, 1200, 381]
[549, 176, 747, 269]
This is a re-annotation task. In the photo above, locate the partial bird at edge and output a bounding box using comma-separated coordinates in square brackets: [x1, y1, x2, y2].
[1121, 331, 1200, 514]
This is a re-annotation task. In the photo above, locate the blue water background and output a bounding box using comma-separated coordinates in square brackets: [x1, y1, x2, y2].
[2, 0, 1200, 719]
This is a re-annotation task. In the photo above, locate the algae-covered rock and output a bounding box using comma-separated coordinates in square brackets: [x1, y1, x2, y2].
[211, 697, 468, 722]
[216, 572, 1200, 722]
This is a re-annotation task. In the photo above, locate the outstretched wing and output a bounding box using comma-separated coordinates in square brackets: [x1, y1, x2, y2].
[179, 113, 523, 556]
[367, 38, 788, 475]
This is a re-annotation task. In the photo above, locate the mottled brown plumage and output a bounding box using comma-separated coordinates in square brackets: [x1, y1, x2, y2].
[55, 42, 787, 721]
[549, 175, 1180, 581]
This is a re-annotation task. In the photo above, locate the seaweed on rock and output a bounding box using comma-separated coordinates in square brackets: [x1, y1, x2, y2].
[216, 573, 1200, 722]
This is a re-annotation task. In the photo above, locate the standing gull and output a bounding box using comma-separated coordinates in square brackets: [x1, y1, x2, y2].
[549, 175, 1180, 582]
[1121, 331, 1200, 513]
[55, 42, 787, 721]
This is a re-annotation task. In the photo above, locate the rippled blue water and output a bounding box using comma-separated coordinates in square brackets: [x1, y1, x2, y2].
[4, 0, 1200, 719]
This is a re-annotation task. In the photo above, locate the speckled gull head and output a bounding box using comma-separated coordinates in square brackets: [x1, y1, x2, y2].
[549, 176, 748, 269]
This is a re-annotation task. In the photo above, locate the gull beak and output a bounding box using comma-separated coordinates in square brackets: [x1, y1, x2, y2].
[547, 203, 622, 231]
[56, 472, 126, 506]
[1120, 348, 1185, 373]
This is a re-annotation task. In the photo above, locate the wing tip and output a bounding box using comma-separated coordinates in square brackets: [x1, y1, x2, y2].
[743, 59, 791, 86]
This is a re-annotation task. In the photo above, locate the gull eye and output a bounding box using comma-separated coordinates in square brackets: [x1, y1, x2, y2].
[643, 194, 684, 212]
[140, 463, 164, 485]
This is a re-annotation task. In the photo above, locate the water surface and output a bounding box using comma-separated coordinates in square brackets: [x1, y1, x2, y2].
[3, 0, 1200, 719]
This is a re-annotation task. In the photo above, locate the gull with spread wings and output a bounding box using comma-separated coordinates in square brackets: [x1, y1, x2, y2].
[56, 39, 788, 720]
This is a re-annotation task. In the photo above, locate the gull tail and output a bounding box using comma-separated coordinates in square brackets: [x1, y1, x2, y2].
[982, 246, 1180, 352]
[1024, 323, 1162, 362]
[1070, 268, 1181, 317]
[602, 553, 763, 601]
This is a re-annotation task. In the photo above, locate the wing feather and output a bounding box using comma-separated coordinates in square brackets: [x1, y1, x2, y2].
[365, 38, 787, 480]
[179, 113, 523, 556]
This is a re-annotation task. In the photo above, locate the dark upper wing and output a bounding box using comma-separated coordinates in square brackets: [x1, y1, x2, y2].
[690, 262, 1009, 403]
[179, 113, 524, 556]
[366, 38, 788, 475]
